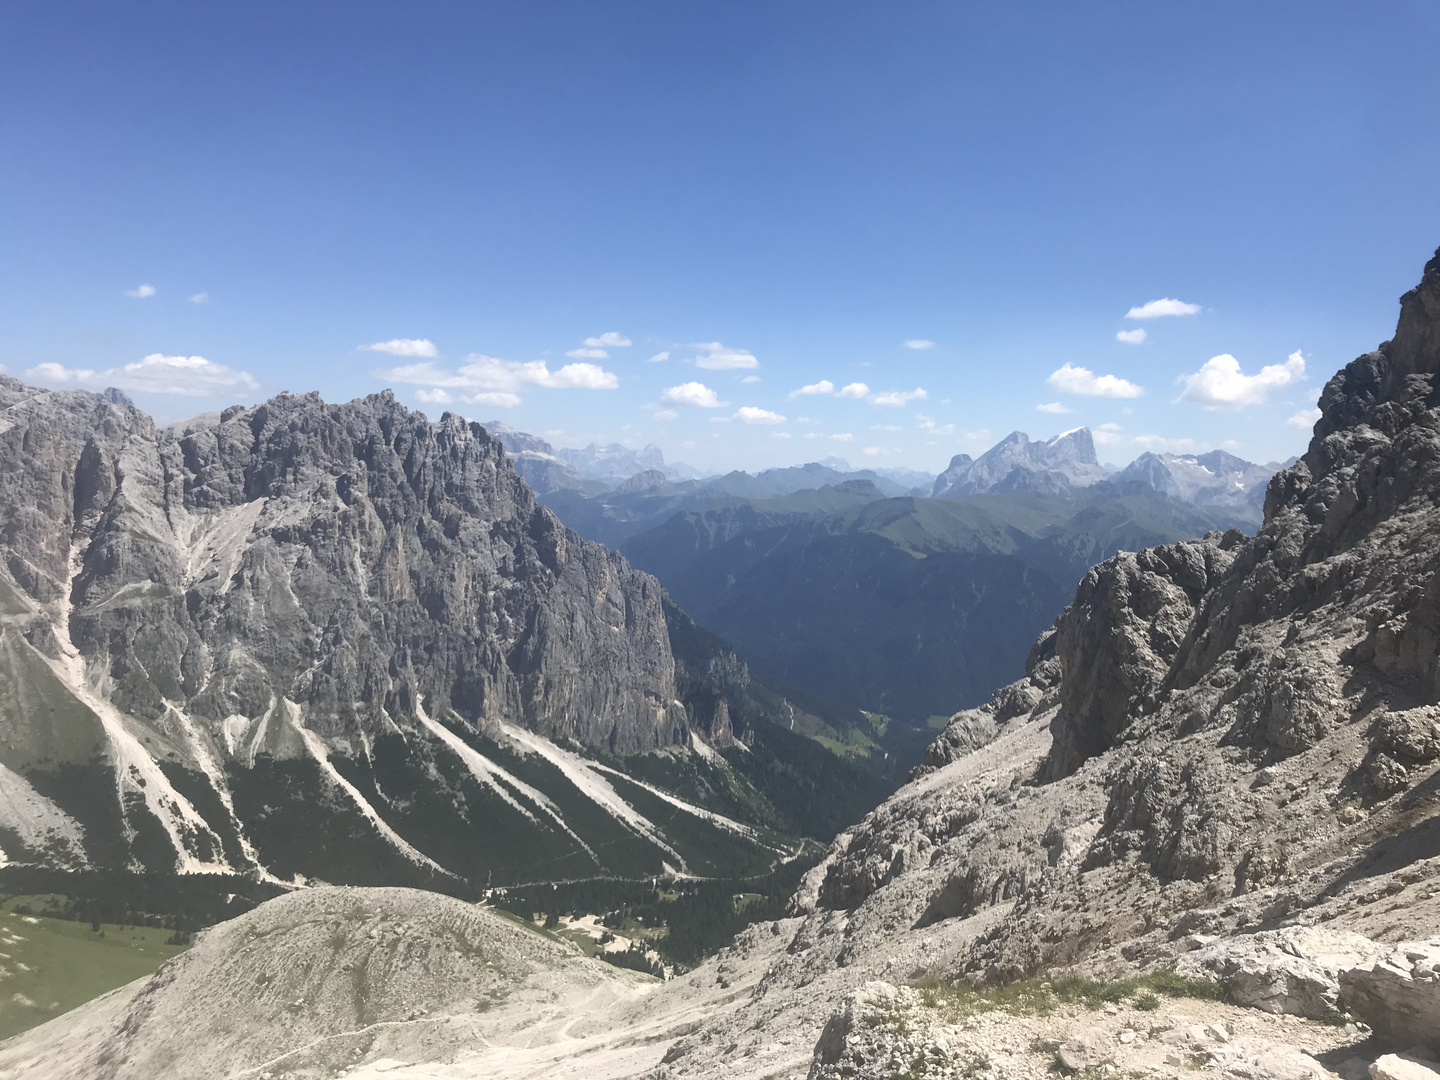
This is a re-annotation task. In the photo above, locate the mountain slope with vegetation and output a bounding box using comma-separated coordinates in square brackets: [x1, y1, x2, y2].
[622, 485, 1255, 721]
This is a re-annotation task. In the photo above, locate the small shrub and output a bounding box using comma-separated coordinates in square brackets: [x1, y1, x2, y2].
[912, 970, 1225, 1019]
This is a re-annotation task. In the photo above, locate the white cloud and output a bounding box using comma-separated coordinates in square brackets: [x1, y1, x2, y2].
[566, 347, 609, 360]
[27, 354, 260, 397]
[1036, 402, 1071, 414]
[692, 342, 759, 370]
[661, 382, 725, 408]
[378, 355, 619, 396]
[916, 414, 957, 435]
[873, 387, 927, 407]
[1132, 434, 1205, 454]
[1125, 298, 1200, 319]
[741, 375, 761, 384]
[416, 388, 453, 404]
[1287, 406, 1323, 429]
[125, 284, 156, 299]
[862, 446, 894, 457]
[1048, 363, 1143, 398]
[903, 339, 935, 350]
[872, 424, 901, 432]
[733, 406, 786, 425]
[791, 380, 835, 398]
[652, 408, 680, 421]
[467, 391, 521, 408]
[584, 332, 631, 348]
[773, 431, 792, 439]
[1179, 350, 1305, 410]
[1093, 422, 1123, 446]
[362, 338, 439, 358]
[189, 292, 210, 305]
[838, 382, 870, 399]
[1116, 328, 1147, 345]
[648, 351, 670, 363]
[832, 433, 854, 442]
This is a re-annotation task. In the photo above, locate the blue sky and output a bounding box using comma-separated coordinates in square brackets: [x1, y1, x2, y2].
[2, 3, 1437, 474]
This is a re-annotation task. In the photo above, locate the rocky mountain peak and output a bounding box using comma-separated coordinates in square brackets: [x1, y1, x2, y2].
[932, 427, 1107, 498]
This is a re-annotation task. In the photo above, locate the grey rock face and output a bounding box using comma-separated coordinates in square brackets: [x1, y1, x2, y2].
[73, 390, 683, 751]
[1044, 533, 1246, 778]
[0, 381, 721, 875]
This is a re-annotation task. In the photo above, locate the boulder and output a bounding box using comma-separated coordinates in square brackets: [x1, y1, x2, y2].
[1340, 940, 1440, 1055]
[1371, 1055, 1440, 1080]
[1177, 927, 1388, 1017]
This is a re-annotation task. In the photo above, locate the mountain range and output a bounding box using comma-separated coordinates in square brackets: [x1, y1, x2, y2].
[522, 423, 1279, 723]
[7, 244, 1440, 1080]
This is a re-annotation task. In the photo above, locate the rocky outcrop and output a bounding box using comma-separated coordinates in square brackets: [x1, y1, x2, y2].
[1044, 532, 1245, 778]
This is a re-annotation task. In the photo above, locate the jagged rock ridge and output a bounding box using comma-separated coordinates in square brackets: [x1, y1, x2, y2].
[0, 383, 815, 882]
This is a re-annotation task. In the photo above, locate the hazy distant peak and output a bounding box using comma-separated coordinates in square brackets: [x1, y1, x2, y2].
[932, 427, 1105, 499]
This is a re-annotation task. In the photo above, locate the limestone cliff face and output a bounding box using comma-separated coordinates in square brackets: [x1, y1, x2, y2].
[1, 384, 683, 754]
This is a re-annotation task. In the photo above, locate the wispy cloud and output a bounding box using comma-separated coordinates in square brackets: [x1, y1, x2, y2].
[733, 406, 785, 425]
[741, 374, 761, 384]
[1048, 363, 1143, 398]
[1132, 434, 1205, 453]
[362, 338, 438, 358]
[468, 391, 521, 408]
[693, 342, 759, 370]
[1093, 422, 1123, 446]
[773, 431, 792, 439]
[903, 339, 935, 350]
[125, 284, 156, 299]
[661, 382, 725, 408]
[189, 292, 210, 305]
[584, 332, 631, 348]
[565, 347, 609, 360]
[648, 351, 670, 363]
[916, 414, 956, 434]
[832, 432, 854, 442]
[1116, 328, 1147, 344]
[790, 380, 835, 398]
[1125, 298, 1200, 319]
[1179, 350, 1304, 409]
[1036, 402, 1071, 414]
[873, 387, 927, 407]
[27, 354, 259, 396]
[1287, 406, 1322, 429]
[652, 408, 680, 421]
